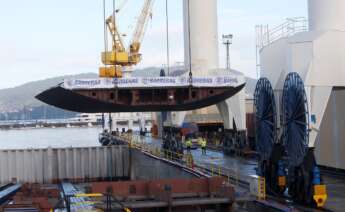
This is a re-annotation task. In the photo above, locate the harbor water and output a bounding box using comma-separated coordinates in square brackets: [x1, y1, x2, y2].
[0, 127, 101, 149]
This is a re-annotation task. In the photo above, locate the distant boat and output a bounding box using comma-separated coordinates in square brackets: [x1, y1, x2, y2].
[72, 113, 103, 123]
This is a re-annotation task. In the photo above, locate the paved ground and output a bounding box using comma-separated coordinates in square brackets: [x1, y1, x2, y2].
[322, 174, 345, 212]
[136, 135, 257, 176]
[135, 135, 344, 212]
[190, 149, 257, 176]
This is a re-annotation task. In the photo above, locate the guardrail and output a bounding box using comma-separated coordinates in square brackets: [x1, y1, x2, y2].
[256, 17, 308, 50]
[118, 133, 266, 200]
[120, 134, 195, 169]
[118, 134, 253, 188]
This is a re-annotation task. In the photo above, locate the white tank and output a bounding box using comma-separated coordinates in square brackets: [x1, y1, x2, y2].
[183, 0, 219, 76]
[308, 0, 345, 31]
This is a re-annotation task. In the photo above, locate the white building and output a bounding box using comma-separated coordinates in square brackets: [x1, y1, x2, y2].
[258, 0, 345, 170]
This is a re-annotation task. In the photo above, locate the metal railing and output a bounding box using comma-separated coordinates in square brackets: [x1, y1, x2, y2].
[121, 134, 195, 169]
[113, 133, 269, 201]
[255, 17, 308, 78]
[256, 17, 308, 50]
[118, 134, 247, 188]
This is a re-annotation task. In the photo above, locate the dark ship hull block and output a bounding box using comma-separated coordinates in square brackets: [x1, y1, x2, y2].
[36, 84, 245, 113]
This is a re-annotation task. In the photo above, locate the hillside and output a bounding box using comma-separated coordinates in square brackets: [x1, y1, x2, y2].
[0, 73, 98, 113]
[0, 67, 256, 120]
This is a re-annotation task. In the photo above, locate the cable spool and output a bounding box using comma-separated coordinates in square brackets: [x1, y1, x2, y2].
[282, 72, 309, 167]
[254, 78, 277, 161]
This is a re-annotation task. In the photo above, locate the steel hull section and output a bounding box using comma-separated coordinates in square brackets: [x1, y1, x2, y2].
[36, 84, 245, 113]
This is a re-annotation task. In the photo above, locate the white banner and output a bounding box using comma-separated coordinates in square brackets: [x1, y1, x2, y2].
[63, 76, 243, 90]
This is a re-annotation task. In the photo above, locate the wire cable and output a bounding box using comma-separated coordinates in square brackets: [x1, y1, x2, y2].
[187, 0, 193, 85]
[113, 0, 120, 85]
[113, 0, 116, 47]
[103, 0, 108, 66]
[165, 0, 170, 76]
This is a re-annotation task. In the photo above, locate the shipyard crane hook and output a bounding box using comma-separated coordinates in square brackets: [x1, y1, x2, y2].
[100, 0, 155, 78]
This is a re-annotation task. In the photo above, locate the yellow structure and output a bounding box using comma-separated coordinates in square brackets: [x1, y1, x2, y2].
[258, 176, 266, 200]
[313, 185, 327, 207]
[99, 66, 123, 78]
[278, 176, 286, 188]
[100, 0, 155, 78]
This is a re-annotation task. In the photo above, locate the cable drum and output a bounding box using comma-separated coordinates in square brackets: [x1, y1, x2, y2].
[282, 72, 309, 167]
[254, 78, 277, 160]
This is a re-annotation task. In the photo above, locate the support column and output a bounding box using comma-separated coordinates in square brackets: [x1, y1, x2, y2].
[217, 89, 246, 130]
[170, 0, 219, 127]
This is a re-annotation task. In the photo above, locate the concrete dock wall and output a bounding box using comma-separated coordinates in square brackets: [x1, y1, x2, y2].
[0, 146, 130, 184]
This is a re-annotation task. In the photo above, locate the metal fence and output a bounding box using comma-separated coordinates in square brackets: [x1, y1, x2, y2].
[0, 146, 130, 184]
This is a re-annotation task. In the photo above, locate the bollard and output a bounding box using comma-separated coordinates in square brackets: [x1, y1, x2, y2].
[258, 176, 266, 200]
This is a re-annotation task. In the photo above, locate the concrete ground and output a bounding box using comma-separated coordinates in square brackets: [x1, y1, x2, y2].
[322, 174, 345, 212]
[137, 135, 257, 180]
[136, 135, 345, 212]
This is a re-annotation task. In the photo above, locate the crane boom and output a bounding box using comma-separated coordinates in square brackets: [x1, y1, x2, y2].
[106, 16, 125, 52]
[130, 0, 155, 53]
[100, 0, 155, 78]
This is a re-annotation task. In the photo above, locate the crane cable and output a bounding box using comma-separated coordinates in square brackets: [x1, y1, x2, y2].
[187, 0, 193, 85]
[165, 0, 170, 76]
[103, 0, 108, 69]
[113, 0, 116, 47]
[113, 0, 119, 85]
[113, 0, 117, 62]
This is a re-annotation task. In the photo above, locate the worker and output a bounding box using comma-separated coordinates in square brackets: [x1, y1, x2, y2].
[200, 136, 207, 155]
[186, 136, 192, 152]
[198, 135, 203, 146]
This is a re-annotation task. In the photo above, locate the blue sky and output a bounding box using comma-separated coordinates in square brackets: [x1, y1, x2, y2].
[0, 0, 307, 89]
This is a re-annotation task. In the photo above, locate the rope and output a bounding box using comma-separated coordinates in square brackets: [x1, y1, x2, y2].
[165, 0, 170, 76]
[187, 0, 193, 85]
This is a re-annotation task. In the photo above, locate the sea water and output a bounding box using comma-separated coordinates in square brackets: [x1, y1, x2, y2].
[0, 127, 101, 149]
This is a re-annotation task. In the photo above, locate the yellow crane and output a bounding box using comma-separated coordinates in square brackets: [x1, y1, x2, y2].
[99, 0, 155, 78]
